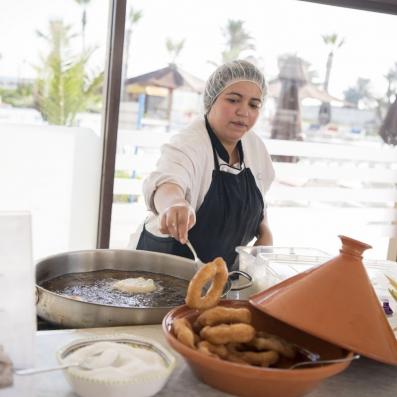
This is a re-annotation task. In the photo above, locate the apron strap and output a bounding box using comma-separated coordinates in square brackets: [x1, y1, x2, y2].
[205, 116, 221, 171]
[204, 115, 245, 171]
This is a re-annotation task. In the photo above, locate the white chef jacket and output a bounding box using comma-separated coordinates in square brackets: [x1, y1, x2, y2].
[128, 117, 275, 248]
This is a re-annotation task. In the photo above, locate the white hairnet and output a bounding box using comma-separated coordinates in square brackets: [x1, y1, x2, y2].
[204, 59, 266, 113]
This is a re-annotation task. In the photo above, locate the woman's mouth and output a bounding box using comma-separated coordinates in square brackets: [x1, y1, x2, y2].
[231, 121, 247, 128]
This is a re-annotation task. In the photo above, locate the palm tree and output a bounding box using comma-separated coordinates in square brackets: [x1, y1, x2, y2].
[377, 63, 397, 142]
[221, 19, 255, 63]
[121, 7, 143, 100]
[165, 38, 185, 65]
[34, 20, 103, 125]
[318, 33, 345, 125]
[343, 78, 372, 109]
[207, 19, 255, 67]
[384, 62, 397, 105]
[322, 33, 345, 91]
[74, 0, 90, 51]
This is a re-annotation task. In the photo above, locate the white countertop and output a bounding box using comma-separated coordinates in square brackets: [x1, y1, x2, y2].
[2, 324, 397, 397]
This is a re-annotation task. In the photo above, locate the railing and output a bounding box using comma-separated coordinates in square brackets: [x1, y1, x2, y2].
[112, 129, 397, 260]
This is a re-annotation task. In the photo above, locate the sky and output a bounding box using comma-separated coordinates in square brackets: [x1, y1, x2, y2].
[0, 0, 396, 99]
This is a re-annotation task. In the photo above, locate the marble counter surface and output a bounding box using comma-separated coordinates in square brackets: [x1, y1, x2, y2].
[1, 324, 397, 397]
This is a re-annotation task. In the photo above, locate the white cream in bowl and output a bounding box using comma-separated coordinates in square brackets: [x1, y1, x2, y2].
[64, 341, 167, 382]
[57, 335, 176, 397]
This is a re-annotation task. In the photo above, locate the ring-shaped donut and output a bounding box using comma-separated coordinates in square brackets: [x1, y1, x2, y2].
[185, 257, 228, 310]
[251, 332, 297, 359]
[173, 317, 196, 349]
[200, 323, 256, 345]
[226, 343, 280, 367]
[196, 306, 252, 326]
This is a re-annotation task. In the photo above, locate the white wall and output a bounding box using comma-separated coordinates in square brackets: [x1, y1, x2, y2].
[0, 124, 101, 260]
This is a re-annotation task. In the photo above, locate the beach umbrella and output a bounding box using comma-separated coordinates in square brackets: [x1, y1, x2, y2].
[379, 98, 397, 145]
[267, 80, 343, 103]
[125, 63, 204, 127]
[125, 63, 204, 92]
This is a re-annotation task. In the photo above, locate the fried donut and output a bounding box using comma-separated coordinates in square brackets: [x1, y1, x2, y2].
[196, 306, 251, 326]
[173, 318, 196, 349]
[185, 257, 228, 310]
[197, 341, 229, 359]
[252, 332, 296, 359]
[226, 343, 279, 367]
[200, 323, 255, 345]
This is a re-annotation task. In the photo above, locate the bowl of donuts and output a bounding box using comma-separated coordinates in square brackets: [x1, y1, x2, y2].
[162, 257, 354, 397]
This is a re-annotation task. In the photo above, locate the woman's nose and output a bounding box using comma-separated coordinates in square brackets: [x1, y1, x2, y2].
[236, 103, 249, 116]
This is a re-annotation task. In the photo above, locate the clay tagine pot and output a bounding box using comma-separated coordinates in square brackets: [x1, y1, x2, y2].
[250, 235, 397, 365]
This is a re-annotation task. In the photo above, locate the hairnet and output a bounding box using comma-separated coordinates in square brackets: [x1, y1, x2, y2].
[203, 59, 266, 113]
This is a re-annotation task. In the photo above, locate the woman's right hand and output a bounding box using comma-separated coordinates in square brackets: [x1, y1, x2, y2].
[159, 203, 196, 244]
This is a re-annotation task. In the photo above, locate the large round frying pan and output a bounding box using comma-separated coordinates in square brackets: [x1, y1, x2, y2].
[36, 249, 251, 328]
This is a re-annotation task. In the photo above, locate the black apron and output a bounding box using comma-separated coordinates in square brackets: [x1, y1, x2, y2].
[137, 120, 265, 270]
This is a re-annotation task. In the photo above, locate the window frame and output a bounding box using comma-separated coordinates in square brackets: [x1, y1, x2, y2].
[97, 0, 126, 248]
[300, 0, 397, 15]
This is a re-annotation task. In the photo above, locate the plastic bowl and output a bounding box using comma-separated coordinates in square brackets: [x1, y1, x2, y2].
[162, 300, 354, 397]
[56, 334, 175, 397]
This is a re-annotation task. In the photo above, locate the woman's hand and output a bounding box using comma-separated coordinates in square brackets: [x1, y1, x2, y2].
[159, 203, 196, 244]
[153, 183, 196, 244]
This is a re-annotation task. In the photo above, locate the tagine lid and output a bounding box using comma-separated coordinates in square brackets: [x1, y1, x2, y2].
[249, 235, 397, 365]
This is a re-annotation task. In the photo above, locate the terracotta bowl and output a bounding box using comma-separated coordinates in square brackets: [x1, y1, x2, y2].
[162, 300, 354, 397]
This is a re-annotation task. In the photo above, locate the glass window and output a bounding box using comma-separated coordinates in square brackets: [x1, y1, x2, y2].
[110, 0, 397, 259]
[0, 0, 109, 260]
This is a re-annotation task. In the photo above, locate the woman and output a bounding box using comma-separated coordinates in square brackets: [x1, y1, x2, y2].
[131, 60, 275, 269]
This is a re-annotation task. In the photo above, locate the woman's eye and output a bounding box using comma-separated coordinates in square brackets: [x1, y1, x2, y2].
[250, 102, 261, 109]
[227, 98, 238, 103]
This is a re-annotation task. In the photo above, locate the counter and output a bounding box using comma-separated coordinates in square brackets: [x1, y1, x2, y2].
[1, 325, 397, 397]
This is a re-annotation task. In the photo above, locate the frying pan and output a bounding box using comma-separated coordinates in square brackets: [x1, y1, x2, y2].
[36, 249, 252, 328]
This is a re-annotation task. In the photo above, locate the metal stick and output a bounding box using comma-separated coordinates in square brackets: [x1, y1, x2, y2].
[186, 239, 201, 263]
[289, 354, 360, 369]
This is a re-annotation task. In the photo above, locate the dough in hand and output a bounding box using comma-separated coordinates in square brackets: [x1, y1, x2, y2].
[112, 277, 156, 294]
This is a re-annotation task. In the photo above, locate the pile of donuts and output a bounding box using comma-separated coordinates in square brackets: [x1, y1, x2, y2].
[172, 257, 297, 368]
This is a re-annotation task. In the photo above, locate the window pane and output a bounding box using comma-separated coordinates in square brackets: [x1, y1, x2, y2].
[0, 0, 109, 260]
[111, 0, 397, 260]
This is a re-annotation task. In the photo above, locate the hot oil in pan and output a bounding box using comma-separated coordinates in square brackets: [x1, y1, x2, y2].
[40, 270, 189, 308]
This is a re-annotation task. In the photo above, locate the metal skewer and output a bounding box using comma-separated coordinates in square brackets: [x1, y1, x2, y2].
[289, 354, 360, 369]
[186, 239, 201, 270]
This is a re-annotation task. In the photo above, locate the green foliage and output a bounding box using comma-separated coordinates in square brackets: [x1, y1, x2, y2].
[34, 20, 103, 126]
[128, 7, 143, 26]
[165, 38, 185, 64]
[384, 62, 397, 104]
[122, 7, 143, 100]
[115, 170, 131, 179]
[321, 33, 345, 50]
[343, 78, 373, 109]
[222, 20, 255, 63]
[0, 84, 34, 107]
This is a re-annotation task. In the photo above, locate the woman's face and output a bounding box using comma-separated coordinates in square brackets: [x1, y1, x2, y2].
[207, 81, 262, 147]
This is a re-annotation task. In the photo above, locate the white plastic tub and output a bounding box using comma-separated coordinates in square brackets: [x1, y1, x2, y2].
[235, 246, 330, 297]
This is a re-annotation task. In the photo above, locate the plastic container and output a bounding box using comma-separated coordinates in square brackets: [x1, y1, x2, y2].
[234, 246, 330, 298]
[236, 245, 397, 326]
